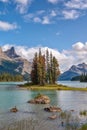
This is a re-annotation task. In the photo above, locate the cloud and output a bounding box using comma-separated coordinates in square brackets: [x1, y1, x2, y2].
[2, 42, 87, 72]
[72, 42, 84, 50]
[24, 9, 57, 24]
[33, 17, 42, 23]
[0, 21, 18, 31]
[2, 44, 67, 72]
[0, 0, 8, 2]
[50, 10, 57, 17]
[63, 42, 87, 69]
[62, 10, 80, 19]
[0, 0, 87, 22]
[42, 16, 51, 24]
[48, 0, 59, 4]
[15, 0, 32, 14]
[65, 0, 87, 10]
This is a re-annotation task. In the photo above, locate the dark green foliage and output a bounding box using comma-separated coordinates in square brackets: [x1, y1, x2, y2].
[79, 124, 87, 130]
[31, 52, 39, 85]
[31, 49, 60, 85]
[80, 110, 87, 116]
[71, 74, 87, 82]
[0, 73, 23, 81]
[80, 74, 87, 82]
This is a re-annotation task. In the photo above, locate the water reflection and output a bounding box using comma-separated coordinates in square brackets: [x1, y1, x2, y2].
[58, 81, 87, 88]
[0, 83, 87, 128]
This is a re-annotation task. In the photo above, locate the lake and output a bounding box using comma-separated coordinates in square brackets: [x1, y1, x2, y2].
[0, 82, 87, 129]
[58, 81, 87, 88]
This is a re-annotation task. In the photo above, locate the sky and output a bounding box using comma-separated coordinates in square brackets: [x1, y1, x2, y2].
[0, 0, 87, 72]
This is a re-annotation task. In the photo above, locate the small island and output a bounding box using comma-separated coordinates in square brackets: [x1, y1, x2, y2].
[19, 83, 87, 91]
[20, 49, 87, 91]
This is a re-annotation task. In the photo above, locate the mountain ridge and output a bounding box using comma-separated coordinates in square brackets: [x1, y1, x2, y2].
[58, 63, 87, 80]
[0, 46, 32, 80]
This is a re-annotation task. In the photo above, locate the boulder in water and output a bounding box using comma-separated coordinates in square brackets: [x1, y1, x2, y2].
[28, 94, 50, 104]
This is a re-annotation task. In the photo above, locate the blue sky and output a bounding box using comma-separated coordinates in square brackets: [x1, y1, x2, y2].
[1, 0, 87, 72]
[0, 0, 87, 51]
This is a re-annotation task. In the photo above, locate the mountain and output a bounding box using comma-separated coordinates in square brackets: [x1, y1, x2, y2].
[5, 47, 20, 59]
[0, 47, 32, 80]
[5, 47, 32, 75]
[58, 63, 87, 80]
[0, 47, 11, 61]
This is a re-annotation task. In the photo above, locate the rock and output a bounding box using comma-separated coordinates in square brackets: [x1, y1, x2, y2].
[70, 109, 74, 112]
[44, 106, 62, 112]
[28, 94, 50, 104]
[10, 106, 18, 113]
[48, 114, 57, 119]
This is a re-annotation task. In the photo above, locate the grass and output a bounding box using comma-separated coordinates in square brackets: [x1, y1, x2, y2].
[79, 124, 87, 130]
[4, 118, 38, 130]
[2, 111, 86, 130]
[19, 83, 87, 91]
[79, 110, 87, 116]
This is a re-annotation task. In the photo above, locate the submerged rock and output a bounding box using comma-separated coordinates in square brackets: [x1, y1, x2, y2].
[10, 106, 18, 113]
[44, 106, 62, 112]
[48, 114, 57, 119]
[28, 94, 50, 104]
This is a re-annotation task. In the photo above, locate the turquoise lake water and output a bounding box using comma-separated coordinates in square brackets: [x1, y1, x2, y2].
[58, 81, 87, 88]
[0, 82, 87, 129]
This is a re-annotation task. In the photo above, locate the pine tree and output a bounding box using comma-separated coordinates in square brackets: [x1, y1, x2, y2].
[52, 56, 60, 84]
[31, 52, 38, 84]
[49, 52, 53, 84]
[31, 49, 60, 85]
[38, 49, 46, 85]
[46, 49, 50, 83]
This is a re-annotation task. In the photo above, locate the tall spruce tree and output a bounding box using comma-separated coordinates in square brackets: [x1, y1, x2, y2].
[38, 49, 46, 85]
[49, 52, 53, 84]
[31, 52, 38, 84]
[52, 56, 60, 84]
[31, 49, 60, 85]
[46, 49, 50, 83]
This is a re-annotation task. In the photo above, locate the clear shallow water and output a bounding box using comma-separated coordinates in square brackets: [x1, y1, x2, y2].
[0, 82, 87, 129]
[58, 81, 87, 88]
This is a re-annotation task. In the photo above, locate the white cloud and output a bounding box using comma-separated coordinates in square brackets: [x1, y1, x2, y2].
[62, 10, 80, 19]
[0, 0, 8, 2]
[72, 42, 84, 50]
[33, 17, 42, 23]
[42, 16, 51, 24]
[36, 10, 45, 15]
[24, 10, 55, 24]
[48, 0, 59, 4]
[2, 42, 87, 72]
[65, 0, 87, 10]
[50, 10, 57, 17]
[0, 21, 18, 31]
[15, 0, 32, 14]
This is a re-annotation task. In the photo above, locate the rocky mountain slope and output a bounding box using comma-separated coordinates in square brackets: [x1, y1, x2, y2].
[0, 47, 32, 79]
[58, 63, 87, 80]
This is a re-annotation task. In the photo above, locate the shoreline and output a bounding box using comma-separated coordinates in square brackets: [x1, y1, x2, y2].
[18, 84, 87, 91]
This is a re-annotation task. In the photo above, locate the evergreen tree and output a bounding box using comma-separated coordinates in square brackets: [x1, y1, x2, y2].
[52, 56, 60, 84]
[80, 73, 87, 82]
[31, 52, 38, 84]
[0, 73, 23, 81]
[49, 52, 53, 84]
[31, 49, 60, 85]
[46, 49, 50, 83]
[38, 49, 46, 85]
